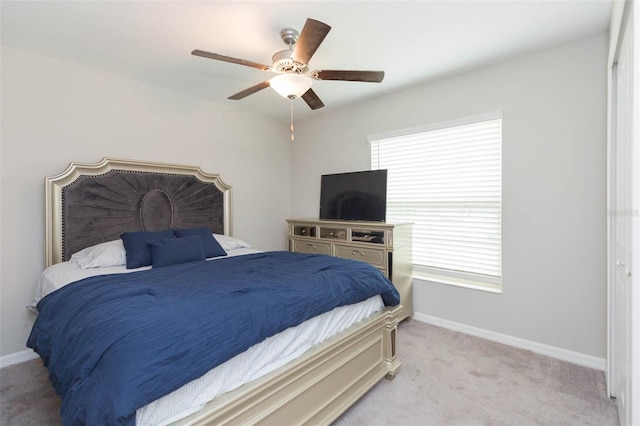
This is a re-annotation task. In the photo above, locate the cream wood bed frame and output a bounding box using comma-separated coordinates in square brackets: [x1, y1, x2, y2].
[45, 158, 402, 425]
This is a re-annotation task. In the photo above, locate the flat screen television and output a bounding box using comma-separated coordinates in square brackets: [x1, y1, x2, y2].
[319, 169, 387, 222]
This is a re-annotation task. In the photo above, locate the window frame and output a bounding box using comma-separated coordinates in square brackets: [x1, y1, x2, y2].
[368, 112, 503, 293]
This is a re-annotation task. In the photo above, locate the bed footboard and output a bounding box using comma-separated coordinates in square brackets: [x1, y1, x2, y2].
[176, 307, 401, 425]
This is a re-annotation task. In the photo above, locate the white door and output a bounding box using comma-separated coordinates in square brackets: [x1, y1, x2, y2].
[611, 8, 634, 426]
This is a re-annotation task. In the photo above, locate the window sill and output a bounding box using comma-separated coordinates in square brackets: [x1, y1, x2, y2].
[413, 271, 502, 294]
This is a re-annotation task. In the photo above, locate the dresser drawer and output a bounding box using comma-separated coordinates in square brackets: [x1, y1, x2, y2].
[291, 240, 332, 255]
[335, 245, 386, 267]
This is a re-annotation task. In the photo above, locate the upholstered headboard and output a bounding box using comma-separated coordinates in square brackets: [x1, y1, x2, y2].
[45, 158, 231, 267]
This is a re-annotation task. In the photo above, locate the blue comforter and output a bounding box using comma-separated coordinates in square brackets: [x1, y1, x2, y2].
[27, 251, 399, 425]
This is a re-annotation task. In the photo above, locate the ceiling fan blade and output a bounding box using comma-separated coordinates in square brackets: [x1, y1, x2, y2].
[228, 81, 271, 100]
[292, 18, 331, 64]
[192, 50, 270, 71]
[314, 70, 385, 83]
[301, 88, 325, 110]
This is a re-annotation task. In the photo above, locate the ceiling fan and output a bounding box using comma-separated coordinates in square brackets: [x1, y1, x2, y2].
[191, 18, 385, 111]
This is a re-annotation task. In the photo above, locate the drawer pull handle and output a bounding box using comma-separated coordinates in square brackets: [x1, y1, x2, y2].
[307, 244, 316, 250]
[352, 250, 364, 256]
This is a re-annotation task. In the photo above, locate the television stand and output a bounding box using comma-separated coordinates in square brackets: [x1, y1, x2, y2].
[286, 219, 413, 321]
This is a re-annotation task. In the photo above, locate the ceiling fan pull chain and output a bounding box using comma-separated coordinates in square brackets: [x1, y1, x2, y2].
[290, 99, 295, 142]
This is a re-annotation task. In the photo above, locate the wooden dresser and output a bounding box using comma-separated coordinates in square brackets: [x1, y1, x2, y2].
[286, 219, 413, 321]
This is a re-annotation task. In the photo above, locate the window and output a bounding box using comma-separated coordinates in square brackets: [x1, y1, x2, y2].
[369, 113, 502, 292]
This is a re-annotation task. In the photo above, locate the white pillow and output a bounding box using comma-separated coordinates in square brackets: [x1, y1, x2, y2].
[71, 239, 127, 269]
[213, 234, 251, 251]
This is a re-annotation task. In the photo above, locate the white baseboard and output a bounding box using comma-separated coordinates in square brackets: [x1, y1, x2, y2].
[0, 349, 39, 369]
[413, 313, 606, 371]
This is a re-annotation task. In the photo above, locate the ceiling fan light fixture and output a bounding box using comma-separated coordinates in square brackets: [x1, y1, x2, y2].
[270, 73, 312, 99]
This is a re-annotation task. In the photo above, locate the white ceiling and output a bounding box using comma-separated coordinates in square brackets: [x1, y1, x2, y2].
[1, 1, 612, 122]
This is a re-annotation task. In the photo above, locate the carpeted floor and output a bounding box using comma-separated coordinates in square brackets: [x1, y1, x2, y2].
[334, 321, 618, 425]
[0, 320, 619, 425]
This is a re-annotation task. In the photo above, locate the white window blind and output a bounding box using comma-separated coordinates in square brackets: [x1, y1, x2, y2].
[370, 115, 502, 290]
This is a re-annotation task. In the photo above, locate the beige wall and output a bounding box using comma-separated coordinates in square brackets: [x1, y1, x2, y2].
[0, 46, 291, 356]
[292, 33, 609, 358]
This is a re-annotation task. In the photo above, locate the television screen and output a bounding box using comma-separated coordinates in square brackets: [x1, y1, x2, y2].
[319, 170, 387, 222]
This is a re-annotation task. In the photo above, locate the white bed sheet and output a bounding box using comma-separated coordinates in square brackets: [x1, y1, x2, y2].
[28, 249, 385, 425]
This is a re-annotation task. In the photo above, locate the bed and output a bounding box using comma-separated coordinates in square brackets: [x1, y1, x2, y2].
[28, 158, 405, 425]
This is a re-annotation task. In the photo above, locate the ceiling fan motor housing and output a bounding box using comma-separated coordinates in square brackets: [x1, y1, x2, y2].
[272, 49, 307, 74]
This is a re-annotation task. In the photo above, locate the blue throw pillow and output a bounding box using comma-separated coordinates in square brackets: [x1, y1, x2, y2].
[120, 229, 175, 269]
[174, 227, 227, 258]
[150, 235, 206, 268]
